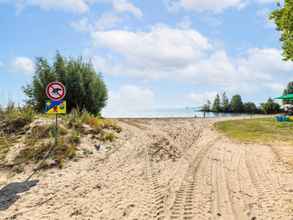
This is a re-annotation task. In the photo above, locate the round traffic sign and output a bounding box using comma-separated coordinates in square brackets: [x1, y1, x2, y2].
[46, 82, 66, 101]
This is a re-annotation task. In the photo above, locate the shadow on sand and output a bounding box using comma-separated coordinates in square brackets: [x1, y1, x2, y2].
[0, 180, 39, 211]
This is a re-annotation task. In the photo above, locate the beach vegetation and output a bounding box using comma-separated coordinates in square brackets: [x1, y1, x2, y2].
[261, 98, 281, 114]
[243, 102, 258, 114]
[14, 138, 77, 169]
[0, 103, 35, 134]
[212, 94, 221, 112]
[101, 132, 116, 142]
[282, 81, 293, 105]
[230, 95, 243, 113]
[221, 92, 230, 112]
[23, 52, 108, 115]
[270, 0, 293, 61]
[0, 136, 10, 163]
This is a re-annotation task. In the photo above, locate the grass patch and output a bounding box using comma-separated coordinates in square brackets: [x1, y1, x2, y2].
[65, 110, 122, 136]
[215, 117, 293, 145]
[0, 136, 10, 162]
[101, 132, 116, 142]
[0, 104, 35, 134]
[14, 138, 77, 169]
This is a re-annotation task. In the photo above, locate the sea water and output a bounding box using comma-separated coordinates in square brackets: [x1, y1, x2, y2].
[103, 107, 251, 118]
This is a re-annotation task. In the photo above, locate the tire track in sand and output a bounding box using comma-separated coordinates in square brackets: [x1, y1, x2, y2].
[144, 119, 203, 220]
[169, 137, 218, 220]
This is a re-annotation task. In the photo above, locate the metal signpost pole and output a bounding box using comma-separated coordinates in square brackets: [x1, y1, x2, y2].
[55, 113, 58, 147]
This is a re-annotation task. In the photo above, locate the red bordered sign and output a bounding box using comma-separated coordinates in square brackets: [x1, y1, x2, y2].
[46, 82, 66, 101]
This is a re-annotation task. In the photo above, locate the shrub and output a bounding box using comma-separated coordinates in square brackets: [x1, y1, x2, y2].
[0, 136, 10, 162]
[101, 132, 116, 142]
[23, 53, 108, 115]
[0, 103, 35, 134]
[15, 137, 77, 169]
[67, 131, 80, 144]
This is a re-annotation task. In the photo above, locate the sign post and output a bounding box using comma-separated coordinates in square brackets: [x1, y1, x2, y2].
[45, 82, 66, 147]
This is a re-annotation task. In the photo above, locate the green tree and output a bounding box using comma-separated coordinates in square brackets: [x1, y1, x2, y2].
[243, 102, 257, 114]
[261, 98, 281, 114]
[212, 94, 221, 112]
[201, 100, 211, 112]
[230, 95, 243, 113]
[23, 53, 108, 115]
[270, 1, 293, 61]
[282, 81, 293, 104]
[221, 92, 230, 112]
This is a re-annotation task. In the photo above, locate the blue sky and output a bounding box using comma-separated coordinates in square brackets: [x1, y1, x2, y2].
[0, 0, 292, 116]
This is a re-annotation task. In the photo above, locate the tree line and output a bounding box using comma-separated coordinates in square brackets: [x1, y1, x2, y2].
[201, 93, 281, 114]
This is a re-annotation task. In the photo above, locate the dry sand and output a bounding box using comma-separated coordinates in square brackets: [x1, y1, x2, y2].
[0, 117, 293, 220]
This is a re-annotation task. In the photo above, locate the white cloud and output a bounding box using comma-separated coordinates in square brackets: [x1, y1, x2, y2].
[256, 8, 276, 29]
[95, 13, 123, 30]
[71, 17, 92, 32]
[256, 0, 276, 4]
[89, 25, 293, 100]
[236, 48, 293, 80]
[103, 85, 155, 116]
[189, 91, 217, 105]
[0, 61, 3, 67]
[1, 0, 143, 16]
[265, 82, 284, 93]
[166, 0, 247, 13]
[11, 57, 34, 75]
[1, 0, 95, 13]
[112, 0, 143, 18]
[92, 25, 211, 77]
[176, 16, 193, 29]
[71, 13, 122, 32]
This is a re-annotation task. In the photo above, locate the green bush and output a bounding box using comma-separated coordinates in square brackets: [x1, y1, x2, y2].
[23, 53, 108, 115]
[67, 131, 80, 144]
[101, 132, 116, 142]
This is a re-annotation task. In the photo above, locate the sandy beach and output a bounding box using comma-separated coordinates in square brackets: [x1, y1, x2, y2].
[1, 117, 293, 220]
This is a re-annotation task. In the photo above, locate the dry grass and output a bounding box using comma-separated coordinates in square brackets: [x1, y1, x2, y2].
[14, 138, 77, 169]
[0, 136, 10, 163]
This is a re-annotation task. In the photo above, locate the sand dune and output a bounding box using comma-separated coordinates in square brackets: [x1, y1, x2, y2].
[1, 118, 293, 219]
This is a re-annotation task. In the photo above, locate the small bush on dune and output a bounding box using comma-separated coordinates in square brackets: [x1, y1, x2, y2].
[67, 131, 81, 144]
[29, 124, 52, 139]
[0, 136, 10, 162]
[65, 110, 121, 135]
[65, 109, 83, 130]
[101, 132, 116, 142]
[15, 137, 77, 169]
[0, 103, 35, 134]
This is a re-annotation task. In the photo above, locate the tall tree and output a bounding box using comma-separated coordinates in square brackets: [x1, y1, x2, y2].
[201, 100, 211, 112]
[243, 102, 257, 114]
[270, 0, 293, 61]
[283, 81, 293, 104]
[23, 53, 108, 115]
[261, 98, 281, 114]
[212, 94, 221, 112]
[221, 92, 230, 112]
[230, 95, 243, 113]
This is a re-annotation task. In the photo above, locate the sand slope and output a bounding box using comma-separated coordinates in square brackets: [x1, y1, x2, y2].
[0, 118, 293, 220]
